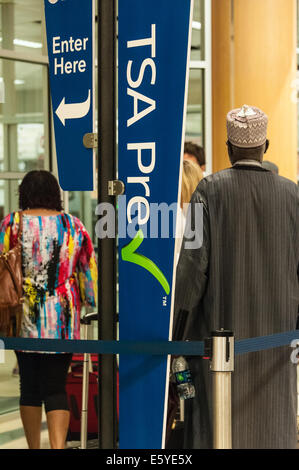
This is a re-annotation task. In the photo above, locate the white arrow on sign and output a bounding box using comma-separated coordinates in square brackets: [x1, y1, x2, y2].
[55, 89, 91, 126]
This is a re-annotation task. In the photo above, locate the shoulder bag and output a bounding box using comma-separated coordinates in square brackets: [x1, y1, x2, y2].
[0, 212, 24, 337]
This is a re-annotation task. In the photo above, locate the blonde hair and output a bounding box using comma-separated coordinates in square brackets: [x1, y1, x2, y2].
[181, 159, 203, 207]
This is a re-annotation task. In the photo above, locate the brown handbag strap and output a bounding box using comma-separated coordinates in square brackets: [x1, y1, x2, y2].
[3, 256, 22, 297]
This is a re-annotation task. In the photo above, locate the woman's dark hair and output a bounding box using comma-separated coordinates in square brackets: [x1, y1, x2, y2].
[19, 170, 63, 211]
[184, 141, 206, 167]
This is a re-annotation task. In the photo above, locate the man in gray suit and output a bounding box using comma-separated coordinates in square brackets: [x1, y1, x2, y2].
[174, 105, 299, 449]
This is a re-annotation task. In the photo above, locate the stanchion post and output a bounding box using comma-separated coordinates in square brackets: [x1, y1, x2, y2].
[210, 330, 234, 449]
[98, 0, 117, 449]
[80, 322, 89, 449]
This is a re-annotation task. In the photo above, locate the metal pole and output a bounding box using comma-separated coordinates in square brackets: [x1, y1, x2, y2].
[80, 316, 91, 449]
[210, 330, 234, 449]
[80, 348, 90, 448]
[98, 0, 117, 449]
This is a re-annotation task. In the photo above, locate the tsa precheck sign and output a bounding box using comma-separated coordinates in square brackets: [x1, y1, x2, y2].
[118, 0, 193, 450]
[44, 0, 96, 191]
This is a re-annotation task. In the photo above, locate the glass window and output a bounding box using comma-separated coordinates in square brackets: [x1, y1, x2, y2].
[0, 122, 3, 171]
[68, 190, 98, 249]
[0, 178, 4, 219]
[191, 0, 205, 61]
[17, 123, 45, 172]
[0, 59, 49, 172]
[0, 1, 47, 57]
[185, 68, 204, 145]
[0, 179, 21, 219]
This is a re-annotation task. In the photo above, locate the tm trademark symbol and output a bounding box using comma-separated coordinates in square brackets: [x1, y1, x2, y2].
[163, 296, 167, 306]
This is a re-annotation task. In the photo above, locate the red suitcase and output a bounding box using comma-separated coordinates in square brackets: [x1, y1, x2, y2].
[66, 354, 99, 441]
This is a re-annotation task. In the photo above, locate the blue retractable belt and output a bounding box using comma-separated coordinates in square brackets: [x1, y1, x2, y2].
[1, 330, 299, 356]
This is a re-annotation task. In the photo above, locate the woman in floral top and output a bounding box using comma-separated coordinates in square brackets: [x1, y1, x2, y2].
[0, 170, 97, 449]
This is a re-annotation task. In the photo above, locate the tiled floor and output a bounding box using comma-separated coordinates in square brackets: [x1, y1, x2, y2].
[0, 350, 85, 449]
[0, 350, 49, 449]
[0, 410, 84, 449]
[0, 350, 19, 404]
[0, 410, 51, 449]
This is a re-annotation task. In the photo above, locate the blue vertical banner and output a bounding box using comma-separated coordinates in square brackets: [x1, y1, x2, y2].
[44, 0, 95, 191]
[118, 0, 193, 449]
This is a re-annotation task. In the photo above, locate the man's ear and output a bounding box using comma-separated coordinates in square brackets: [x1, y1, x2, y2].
[264, 139, 270, 154]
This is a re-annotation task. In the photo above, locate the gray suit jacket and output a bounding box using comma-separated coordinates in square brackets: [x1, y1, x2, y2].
[174, 164, 299, 449]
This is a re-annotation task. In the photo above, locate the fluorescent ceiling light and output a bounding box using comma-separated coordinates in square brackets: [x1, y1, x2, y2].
[0, 37, 42, 49]
[13, 39, 42, 49]
[192, 21, 202, 30]
[0, 77, 25, 85]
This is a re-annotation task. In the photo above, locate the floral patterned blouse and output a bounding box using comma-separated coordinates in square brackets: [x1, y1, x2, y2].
[0, 211, 97, 342]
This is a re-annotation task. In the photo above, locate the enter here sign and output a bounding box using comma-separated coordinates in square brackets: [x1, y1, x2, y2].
[44, 0, 95, 191]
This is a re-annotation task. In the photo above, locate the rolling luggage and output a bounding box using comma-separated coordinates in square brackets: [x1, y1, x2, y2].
[66, 312, 119, 449]
[66, 312, 99, 448]
[66, 353, 99, 442]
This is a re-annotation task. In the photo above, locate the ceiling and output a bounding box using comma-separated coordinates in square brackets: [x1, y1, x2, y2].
[0, 0, 44, 45]
[0, 0, 204, 93]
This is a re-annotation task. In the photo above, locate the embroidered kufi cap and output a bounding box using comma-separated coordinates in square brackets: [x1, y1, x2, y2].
[226, 105, 268, 148]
